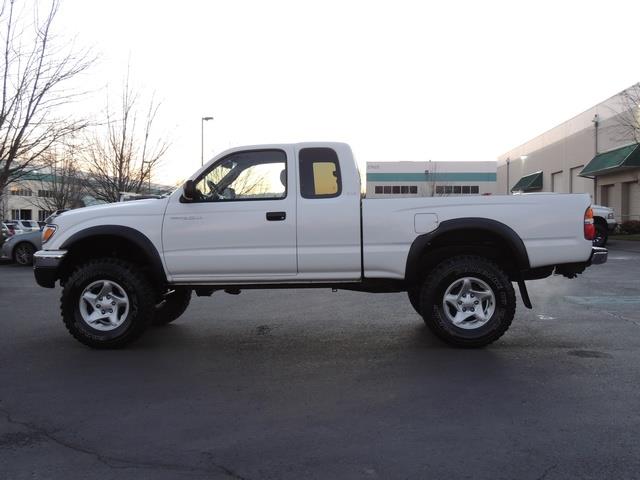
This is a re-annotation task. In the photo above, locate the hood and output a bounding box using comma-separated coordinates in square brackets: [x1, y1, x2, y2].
[53, 198, 169, 228]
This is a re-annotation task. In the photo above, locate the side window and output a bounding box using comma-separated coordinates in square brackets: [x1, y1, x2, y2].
[299, 148, 342, 199]
[194, 150, 286, 202]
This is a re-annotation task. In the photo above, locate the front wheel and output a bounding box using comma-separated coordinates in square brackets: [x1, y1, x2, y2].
[420, 255, 516, 347]
[61, 259, 155, 348]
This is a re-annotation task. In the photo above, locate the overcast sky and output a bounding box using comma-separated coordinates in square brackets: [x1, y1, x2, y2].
[56, 0, 640, 185]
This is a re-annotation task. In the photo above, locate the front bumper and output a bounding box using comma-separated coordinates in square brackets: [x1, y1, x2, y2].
[33, 250, 66, 288]
[590, 247, 608, 265]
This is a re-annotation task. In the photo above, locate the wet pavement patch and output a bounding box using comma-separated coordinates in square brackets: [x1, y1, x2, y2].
[567, 350, 613, 359]
[565, 296, 640, 305]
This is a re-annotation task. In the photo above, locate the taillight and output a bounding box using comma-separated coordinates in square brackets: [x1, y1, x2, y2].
[584, 207, 595, 240]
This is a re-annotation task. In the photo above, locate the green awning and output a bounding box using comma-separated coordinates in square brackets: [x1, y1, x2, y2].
[580, 143, 640, 177]
[511, 171, 543, 192]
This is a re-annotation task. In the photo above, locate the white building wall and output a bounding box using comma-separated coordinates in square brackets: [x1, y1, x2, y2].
[366, 161, 497, 198]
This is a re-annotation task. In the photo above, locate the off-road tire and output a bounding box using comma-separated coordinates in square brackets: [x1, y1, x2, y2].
[61, 258, 155, 348]
[153, 289, 192, 326]
[420, 255, 516, 347]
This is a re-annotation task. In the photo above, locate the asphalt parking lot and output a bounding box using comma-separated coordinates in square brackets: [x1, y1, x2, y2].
[1, 242, 640, 480]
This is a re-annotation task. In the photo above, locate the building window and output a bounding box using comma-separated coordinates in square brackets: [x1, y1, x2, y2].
[373, 185, 419, 195]
[10, 188, 32, 196]
[462, 186, 470, 194]
[11, 209, 32, 220]
[38, 190, 54, 198]
[38, 210, 53, 222]
[435, 186, 444, 194]
[470, 186, 479, 194]
[444, 186, 453, 194]
[453, 186, 462, 194]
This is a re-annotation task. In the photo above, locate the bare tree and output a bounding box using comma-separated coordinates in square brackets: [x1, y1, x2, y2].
[85, 72, 169, 203]
[27, 142, 86, 212]
[0, 0, 93, 198]
[615, 82, 640, 144]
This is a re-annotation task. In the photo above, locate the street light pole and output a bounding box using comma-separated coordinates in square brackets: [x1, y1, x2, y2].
[506, 157, 510, 194]
[201, 116, 214, 167]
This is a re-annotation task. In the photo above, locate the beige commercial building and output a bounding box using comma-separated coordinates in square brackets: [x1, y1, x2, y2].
[497, 84, 640, 222]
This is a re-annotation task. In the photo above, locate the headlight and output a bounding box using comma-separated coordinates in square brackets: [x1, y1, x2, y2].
[607, 212, 615, 219]
[42, 225, 57, 244]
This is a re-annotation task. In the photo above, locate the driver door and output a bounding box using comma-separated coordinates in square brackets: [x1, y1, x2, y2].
[162, 147, 298, 282]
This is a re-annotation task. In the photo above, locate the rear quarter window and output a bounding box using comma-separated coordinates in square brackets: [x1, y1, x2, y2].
[299, 148, 342, 199]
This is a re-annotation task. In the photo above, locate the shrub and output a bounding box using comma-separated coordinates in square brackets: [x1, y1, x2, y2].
[620, 220, 640, 234]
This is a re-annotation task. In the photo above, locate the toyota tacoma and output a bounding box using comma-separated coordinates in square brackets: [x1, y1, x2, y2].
[33, 143, 607, 348]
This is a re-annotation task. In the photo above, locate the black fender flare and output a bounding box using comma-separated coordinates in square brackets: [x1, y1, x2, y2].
[404, 218, 530, 284]
[60, 225, 166, 283]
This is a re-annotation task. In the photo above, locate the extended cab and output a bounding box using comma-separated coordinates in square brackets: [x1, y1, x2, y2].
[33, 143, 607, 348]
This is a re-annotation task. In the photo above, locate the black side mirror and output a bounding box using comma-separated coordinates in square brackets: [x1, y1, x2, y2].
[183, 180, 196, 201]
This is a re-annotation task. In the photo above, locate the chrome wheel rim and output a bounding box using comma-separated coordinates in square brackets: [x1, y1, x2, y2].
[78, 280, 130, 331]
[442, 277, 495, 330]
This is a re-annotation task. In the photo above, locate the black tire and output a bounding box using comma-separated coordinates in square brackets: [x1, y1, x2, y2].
[14, 242, 35, 266]
[593, 223, 608, 247]
[420, 255, 516, 348]
[407, 286, 421, 314]
[153, 289, 192, 326]
[61, 258, 155, 348]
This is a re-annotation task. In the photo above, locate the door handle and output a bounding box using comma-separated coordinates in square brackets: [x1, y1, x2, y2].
[266, 211, 286, 221]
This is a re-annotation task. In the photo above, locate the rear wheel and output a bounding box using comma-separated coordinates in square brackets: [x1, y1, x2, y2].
[419, 255, 515, 347]
[61, 258, 155, 348]
[153, 289, 192, 325]
[14, 242, 35, 266]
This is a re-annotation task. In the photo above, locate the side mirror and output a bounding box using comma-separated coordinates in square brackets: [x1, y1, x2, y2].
[183, 180, 196, 201]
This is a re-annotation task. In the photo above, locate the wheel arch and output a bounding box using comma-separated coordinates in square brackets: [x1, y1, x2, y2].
[593, 216, 608, 228]
[404, 218, 530, 285]
[58, 226, 166, 288]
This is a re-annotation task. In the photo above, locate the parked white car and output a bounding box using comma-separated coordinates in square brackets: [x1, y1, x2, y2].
[591, 204, 616, 247]
[33, 142, 607, 349]
[11, 219, 41, 233]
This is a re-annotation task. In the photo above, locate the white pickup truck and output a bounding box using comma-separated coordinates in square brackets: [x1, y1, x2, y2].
[33, 143, 607, 349]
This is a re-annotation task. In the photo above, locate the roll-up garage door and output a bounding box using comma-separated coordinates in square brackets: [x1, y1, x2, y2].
[628, 182, 640, 221]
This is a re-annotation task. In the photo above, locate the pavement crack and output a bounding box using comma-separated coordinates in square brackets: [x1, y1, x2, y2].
[602, 310, 640, 328]
[0, 406, 250, 479]
[536, 463, 557, 480]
